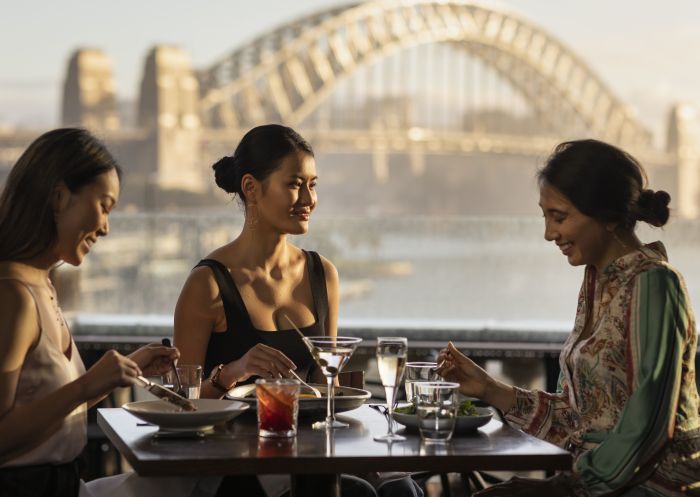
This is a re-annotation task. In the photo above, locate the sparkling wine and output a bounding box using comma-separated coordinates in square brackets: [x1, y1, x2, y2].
[377, 354, 407, 388]
[374, 337, 408, 443]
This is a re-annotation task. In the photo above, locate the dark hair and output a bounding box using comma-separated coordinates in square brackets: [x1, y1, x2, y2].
[212, 124, 314, 200]
[538, 139, 670, 228]
[0, 128, 122, 260]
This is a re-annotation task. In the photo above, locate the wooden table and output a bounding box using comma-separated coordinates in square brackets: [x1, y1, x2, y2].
[98, 405, 571, 496]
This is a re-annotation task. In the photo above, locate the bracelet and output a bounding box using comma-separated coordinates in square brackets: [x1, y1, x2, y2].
[210, 363, 235, 392]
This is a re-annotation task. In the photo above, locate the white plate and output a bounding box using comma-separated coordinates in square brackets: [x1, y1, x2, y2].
[123, 399, 249, 431]
[226, 383, 371, 415]
[392, 405, 493, 434]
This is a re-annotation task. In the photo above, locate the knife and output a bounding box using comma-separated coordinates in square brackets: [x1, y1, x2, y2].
[134, 375, 197, 412]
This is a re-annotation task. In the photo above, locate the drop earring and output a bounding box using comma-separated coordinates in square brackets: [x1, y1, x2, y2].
[246, 203, 259, 231]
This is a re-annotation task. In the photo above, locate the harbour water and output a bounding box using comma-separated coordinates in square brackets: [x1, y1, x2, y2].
[70, 214, 700, 334]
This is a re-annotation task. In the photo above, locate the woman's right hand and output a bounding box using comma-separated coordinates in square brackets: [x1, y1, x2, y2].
[79, 350, 142, 400]
[437, 342, 516, 412]
[223, 343, 297, 384]
[437, 342, 492, 399]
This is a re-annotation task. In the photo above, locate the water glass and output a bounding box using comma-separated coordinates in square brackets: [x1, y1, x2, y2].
[414, 381, 460, 443]
[164, 364, 202, 399]
[405, 362, 440, 403]
[256, 378, 300, 438]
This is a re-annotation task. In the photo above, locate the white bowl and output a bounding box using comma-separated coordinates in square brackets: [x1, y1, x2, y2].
[123, 399, 249, 431]
[392, 405, 493, 434]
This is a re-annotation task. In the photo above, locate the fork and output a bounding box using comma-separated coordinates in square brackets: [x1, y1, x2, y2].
[289, 369, 323, 398]
[161, 338, 185, 397]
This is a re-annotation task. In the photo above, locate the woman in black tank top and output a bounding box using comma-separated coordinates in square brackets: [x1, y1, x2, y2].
[194, 250, 327, 383]
[173, 125, 422, 497]
[174, 125, 337, 399]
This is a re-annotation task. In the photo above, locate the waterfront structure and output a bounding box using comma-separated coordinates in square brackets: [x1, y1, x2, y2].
[0, 0, 697, 216]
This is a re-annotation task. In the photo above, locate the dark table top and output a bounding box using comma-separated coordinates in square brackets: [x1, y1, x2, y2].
[97, 405, 572, 476]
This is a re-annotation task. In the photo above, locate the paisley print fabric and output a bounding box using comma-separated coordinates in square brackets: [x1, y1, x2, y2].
[505, 242, 700, 496]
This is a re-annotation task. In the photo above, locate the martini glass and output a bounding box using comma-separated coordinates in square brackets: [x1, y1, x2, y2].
[305, 336, 362, 429]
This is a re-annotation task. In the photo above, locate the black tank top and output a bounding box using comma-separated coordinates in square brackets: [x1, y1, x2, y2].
[198, 250, 327, 382]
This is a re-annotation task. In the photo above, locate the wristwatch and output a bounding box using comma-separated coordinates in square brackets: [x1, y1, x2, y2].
[210, 363, 234, 392]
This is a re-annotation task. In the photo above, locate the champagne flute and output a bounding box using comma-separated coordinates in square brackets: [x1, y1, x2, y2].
[374, 337, 408, 442]
[305, 336, 362, 429]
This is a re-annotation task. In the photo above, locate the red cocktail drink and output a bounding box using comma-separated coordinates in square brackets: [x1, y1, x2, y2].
[256, 379, 300, 438]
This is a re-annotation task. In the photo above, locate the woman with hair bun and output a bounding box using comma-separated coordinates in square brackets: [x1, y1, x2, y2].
[175, 124, 422, 497]
[175, 124, 328, 403]
[438, 139, 700, 496]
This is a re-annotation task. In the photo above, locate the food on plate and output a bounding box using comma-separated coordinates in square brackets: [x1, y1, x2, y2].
[394, 399, 478, 416]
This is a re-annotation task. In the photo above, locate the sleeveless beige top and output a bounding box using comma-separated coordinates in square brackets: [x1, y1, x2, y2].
[0, 273, 87, 467]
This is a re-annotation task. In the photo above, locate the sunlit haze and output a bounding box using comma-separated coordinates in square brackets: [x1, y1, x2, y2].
[2, 0, 700, 142]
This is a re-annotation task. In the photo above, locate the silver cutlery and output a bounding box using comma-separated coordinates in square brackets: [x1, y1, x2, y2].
[279, 315, 324, 398]
[161, 338, 185, 397]
[288, 369, 323, 398]
[134, 375, 197, 412]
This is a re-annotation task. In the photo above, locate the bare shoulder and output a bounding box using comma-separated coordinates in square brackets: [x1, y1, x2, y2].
[181, 265, 221, 301]
[0, 280, 40, 365]
[317, 254, 339, 286]
[0, 279, 38, 320]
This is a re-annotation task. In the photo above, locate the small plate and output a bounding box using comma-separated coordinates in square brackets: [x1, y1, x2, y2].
[123, 399, 249, 431]
[392, 405, 493, 434]
[226, 383, 371, 416]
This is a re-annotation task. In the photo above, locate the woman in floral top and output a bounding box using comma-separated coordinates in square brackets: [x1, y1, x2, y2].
[438, 139, 700, 496]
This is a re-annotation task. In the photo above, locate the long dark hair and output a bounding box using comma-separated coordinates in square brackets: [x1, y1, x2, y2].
[538, 139, 670, 228]
[212, 124, 314, 202]
[0, 128, 122, 261]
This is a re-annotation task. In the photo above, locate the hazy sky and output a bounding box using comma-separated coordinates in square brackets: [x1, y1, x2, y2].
[2, 0, 699, 142]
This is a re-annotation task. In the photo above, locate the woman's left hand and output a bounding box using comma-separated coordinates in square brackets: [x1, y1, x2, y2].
[475, 476, 570, 497]
[127, 343, 180, 377]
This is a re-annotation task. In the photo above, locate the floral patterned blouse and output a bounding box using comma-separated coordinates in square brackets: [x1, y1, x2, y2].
[505, 242, 700, 496]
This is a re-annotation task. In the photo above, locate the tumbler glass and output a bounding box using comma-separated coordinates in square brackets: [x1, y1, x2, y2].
[256, 378, 300, 438]
[414, 381, 460, 443]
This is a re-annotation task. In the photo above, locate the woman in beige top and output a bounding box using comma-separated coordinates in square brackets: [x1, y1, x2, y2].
[0, 128, 179, 497]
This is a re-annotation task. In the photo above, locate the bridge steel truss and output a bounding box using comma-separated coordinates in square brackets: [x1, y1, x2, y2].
[198, 0, 653, 151]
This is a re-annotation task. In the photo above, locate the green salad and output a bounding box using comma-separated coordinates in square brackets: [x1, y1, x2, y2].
[395, 400, 478, 416]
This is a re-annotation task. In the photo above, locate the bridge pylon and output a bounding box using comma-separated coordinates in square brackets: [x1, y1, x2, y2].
[667, 104, 700, 218]
[137, 46, 204, 193]
[61, 49, 120, 131]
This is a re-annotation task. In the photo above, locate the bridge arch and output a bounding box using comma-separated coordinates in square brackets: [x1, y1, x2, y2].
[198, 0, 651, 149]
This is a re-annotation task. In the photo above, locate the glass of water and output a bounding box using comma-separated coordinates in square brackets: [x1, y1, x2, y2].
[405, 362, 440, 403]
[374, 337, 408, 442]
[164, 365, 202, 399]
[414, 381, 460, 444]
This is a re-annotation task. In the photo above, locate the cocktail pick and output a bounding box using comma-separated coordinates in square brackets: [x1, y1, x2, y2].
[283, 314, 315, 354]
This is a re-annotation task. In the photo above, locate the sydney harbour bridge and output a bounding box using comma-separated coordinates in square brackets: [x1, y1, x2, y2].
[1, 0, 698, 216]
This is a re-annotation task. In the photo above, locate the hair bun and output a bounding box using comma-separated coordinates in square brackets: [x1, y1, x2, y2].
[636, 189, 671, 227]
[212, 156, 240, 195]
